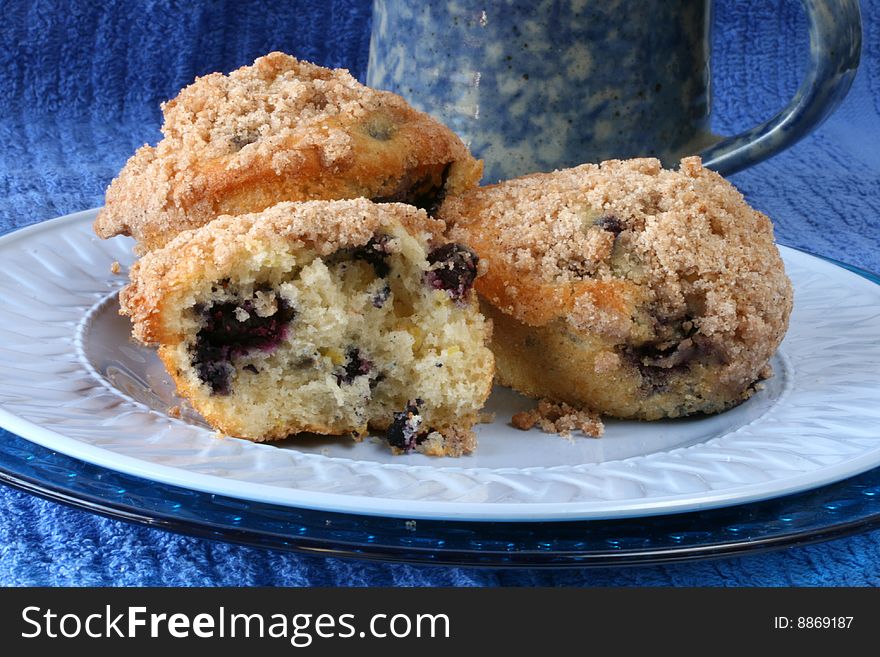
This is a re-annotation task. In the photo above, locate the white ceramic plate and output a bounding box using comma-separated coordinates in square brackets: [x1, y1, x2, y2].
[1, 209, 879, 521]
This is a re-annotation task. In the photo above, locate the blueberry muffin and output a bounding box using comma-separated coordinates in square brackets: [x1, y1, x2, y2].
[94, 52, 483, 253]
[120, 198, 494, 456]
[440, 157, 793, 420]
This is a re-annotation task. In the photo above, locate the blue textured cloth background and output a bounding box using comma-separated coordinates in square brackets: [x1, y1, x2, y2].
[1, 0, 879, 586]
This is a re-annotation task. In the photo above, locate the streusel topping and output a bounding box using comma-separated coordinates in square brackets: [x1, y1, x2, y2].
[443, 156, 791, 345]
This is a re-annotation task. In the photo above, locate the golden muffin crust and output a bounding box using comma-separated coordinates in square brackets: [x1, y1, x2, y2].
[95, 52, 482, 252]
[441, 157, 793, 420]
[121, 199, 493, 455]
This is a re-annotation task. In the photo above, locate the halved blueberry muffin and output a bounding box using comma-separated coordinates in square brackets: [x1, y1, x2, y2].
[120, 199, 494, 456]
[94, 51, 483, 253]
[440, 157, 792, 420]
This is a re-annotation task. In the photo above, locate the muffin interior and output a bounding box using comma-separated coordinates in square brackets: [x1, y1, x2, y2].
[162, 223, 491, 452]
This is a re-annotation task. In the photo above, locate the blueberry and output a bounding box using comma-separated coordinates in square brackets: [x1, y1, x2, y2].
[335, 347, 373, 385]
[594, 214, 625, 236]
[372, 163, 451, 216]
[365, 117, 395, 141]
[230, 133, 258, 151]
[351, 234, 392, 278]
[192, 296, 296, 394]
[624, 318, 706, 394]
[424, 243, 479, 301]
[194, 348, 234, 395]
[386, 399, 424, 452]
[372, 283, 391, 308]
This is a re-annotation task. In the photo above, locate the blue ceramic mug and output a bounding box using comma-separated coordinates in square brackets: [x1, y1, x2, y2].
[367, 0, 861, 182]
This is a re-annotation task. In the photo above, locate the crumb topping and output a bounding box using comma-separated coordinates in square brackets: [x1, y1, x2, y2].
[158, 53, 389, 169]
[443, 157, 793, 350]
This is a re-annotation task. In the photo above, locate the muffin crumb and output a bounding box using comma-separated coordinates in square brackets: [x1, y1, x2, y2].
[478, 410, 497, 424]
[511, 399, 604, 438]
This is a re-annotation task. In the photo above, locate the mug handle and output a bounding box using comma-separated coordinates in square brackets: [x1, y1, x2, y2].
[700, 0, 861, 176]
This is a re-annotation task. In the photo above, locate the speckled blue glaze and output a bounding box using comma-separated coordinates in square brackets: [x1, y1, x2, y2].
[368, 0, 861, 182]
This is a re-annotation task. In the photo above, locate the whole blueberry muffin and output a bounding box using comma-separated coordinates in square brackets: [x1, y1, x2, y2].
[120, 198, 494, 456]
[440, 157, 793, 420]
[94, 52, 482, 253]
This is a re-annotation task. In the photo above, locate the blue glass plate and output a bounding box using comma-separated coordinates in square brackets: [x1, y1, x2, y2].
[1, 428, 879, 567]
